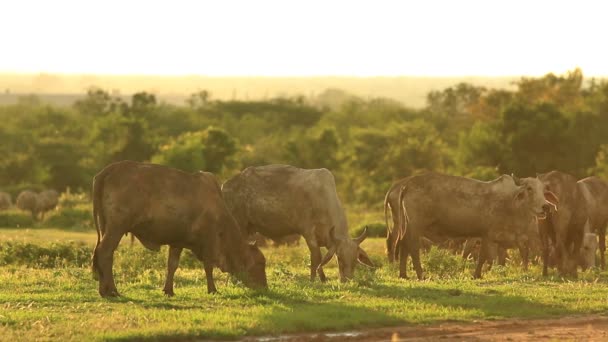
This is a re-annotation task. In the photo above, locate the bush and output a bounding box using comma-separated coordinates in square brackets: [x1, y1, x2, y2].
[0, 210, 35, 227]
[422, 246, 463, 279]
[40, 205, 93, 230]
[0, 241, 91, 268]
[58, 190, 90, 209]
[352, 222, 386, 238]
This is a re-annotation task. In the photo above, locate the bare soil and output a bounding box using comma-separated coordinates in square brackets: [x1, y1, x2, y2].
[242, 315, 608, 341]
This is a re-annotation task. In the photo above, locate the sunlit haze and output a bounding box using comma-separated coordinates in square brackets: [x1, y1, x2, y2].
[1, 0, 606, 76]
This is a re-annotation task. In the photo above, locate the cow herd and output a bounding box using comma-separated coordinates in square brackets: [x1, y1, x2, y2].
[0, 189, 59, 220]
[89, 161, 607, 297]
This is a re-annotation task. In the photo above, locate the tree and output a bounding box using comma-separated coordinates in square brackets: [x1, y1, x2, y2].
[151, 127, 237, 174]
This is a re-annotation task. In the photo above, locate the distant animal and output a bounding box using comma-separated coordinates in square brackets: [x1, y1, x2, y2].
[37, 189, 59, 220]
[391, 172, 557, 279]
[0, 191, 11, 210]
[16, 190, 39, 219]
[577, 176, 608, 270]
[221, 164, 374, 283]
[15, 189, 59, 220]
[91, 160, 267, 297]
[537, 171, 588, 277]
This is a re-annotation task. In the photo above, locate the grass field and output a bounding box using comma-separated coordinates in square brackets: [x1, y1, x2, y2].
[1, 227, 608, 341]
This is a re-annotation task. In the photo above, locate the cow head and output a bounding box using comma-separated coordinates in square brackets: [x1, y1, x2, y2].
[512, 176, 558, 220]
[579, 233, 598, 270]
[318, 226, 374, 282]
[242, 242, 268, 289]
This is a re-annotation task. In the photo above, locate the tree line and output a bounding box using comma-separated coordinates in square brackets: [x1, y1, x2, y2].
[1, 68, 608, 207]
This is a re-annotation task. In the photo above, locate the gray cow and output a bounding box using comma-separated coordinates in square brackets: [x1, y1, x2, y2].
[392, 172, 557, 279]
[578, 176, 608, 270]
[221, 164, 374, 282]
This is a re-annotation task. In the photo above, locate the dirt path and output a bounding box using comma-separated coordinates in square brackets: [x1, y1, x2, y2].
[242, 315, 608, 341]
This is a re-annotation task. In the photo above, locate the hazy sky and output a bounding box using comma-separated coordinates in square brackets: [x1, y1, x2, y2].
[1, 0, 606, 76]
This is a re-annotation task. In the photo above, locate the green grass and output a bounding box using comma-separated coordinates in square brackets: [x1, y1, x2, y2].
[1, 228, 607, 341]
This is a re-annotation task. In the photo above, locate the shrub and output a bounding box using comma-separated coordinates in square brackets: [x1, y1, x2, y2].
[58, 190, 90, 209]
[352, 222, 386, 238]
[40, 205, 93, 230]
[0, 241, 91, 268]
[0, 210, 35, 227]
[422, 246, 463, 279]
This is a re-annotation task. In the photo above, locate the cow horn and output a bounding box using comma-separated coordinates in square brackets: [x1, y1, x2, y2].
[248, 240, 258, 247]
[353, 226, 368, 245]
[318, 245, 337, 269]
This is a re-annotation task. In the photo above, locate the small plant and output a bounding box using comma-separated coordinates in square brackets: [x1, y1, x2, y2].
[40, 204, 93, 230]
[422, 246, 463, 279]
[0, 209, 35, 228]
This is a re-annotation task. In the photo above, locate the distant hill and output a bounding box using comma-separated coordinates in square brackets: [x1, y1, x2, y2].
[0, 73, 524, 108]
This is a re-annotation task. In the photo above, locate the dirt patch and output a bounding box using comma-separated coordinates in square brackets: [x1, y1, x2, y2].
[242, 315, 608, 341]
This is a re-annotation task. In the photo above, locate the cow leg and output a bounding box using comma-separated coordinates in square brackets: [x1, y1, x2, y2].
[96, 231, 123, 297]
[304, 236, 325, 282]
[386, 230, 396, 263]
[398, 238, 409, 279]
[410, 244, 424, 280]
[497, 246, 507, 267]
[599, 226, 606, 270]
[519, 245, 529, 271]
[203, 261, 217, 294]
[163, 247, 183, 296]
[474, 239, 491, 279]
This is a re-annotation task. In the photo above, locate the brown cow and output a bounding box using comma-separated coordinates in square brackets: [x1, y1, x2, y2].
[392, 172, 557, 279]
[91, 161, 267, 297]
[0, 191, 11, 211]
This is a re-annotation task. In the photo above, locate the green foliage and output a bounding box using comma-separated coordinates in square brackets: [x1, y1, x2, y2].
[2, 69, 608, 206]
[0, 241, 91, 268]
[422, 246, 465, 279]
[57, 190, 90, 209]
[40, 205, 92, 230]
[0, 210, 35, 228]
[151, 126, 237, 174]
[352, 222, 386, 238]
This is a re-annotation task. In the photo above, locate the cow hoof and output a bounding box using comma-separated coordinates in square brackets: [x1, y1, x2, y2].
[100, 290, 120, 298]
[399, 275, 409, 280]
[163, 289, 175, 297]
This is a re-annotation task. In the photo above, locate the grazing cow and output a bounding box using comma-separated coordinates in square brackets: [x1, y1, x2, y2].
[393, 172, 557, 279]
[37, 189, 59, 220]
[577, 176, 608, 270]
[537, 171, 588, 277]
[0, 191, 11, 210]
[91, 161, 267, 297]
[221, 164, 374, 282]
[16, 190, 39, 219]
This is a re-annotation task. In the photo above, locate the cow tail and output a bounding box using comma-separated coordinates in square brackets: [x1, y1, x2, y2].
[384, 184, 396, 261]
[392, 184, 410, 259]
[91, 168, 108, 280]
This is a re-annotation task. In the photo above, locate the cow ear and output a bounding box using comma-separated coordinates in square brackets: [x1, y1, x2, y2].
[544, 190, 559, 211]
[357, 247, 375, 268]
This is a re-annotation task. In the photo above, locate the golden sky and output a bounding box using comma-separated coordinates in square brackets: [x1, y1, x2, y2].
[1, 0, 606, 76]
